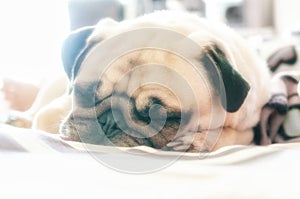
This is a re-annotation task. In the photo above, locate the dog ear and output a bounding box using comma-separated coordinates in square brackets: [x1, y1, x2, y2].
[61, 26, 94, 80]
[202, 45, 250, 112]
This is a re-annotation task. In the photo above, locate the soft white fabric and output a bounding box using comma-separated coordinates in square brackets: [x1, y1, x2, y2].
[0, 124, 299, 199]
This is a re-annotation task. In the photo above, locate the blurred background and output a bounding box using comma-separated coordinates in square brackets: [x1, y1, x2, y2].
[0, 0, 300, 113]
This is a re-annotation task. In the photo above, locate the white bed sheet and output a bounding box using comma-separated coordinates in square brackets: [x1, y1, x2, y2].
[0, 124, 300, 199]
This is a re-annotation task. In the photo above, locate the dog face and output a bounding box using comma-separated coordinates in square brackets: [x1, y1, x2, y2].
[60, 11, 270, 151]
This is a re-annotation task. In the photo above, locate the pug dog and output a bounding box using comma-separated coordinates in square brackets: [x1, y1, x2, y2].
[59, 11, 271, 152]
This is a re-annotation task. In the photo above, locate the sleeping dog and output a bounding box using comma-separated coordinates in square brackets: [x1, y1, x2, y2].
[7, 11, 271, 152]
[58, 11, 271, 152]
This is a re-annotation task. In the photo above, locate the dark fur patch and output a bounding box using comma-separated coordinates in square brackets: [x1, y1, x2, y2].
[98, 109, 154, 147]
[72, 41, 98, 80]
[61, 26, 95, 80]
[200, 45, 250, 112]
[73, 81, 101, 108]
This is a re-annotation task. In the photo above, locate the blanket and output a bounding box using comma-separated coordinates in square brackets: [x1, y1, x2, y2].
[257, 45, 300, 145]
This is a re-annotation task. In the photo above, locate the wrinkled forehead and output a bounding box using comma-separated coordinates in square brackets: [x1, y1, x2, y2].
[71, 35, 220, 121]
[74, 48, 212, 110]
[74, 27, 211, 85]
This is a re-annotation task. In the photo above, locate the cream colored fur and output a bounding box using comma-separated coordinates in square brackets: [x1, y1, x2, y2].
[61, 11, 271, 151]
[15, 11, 271, 151]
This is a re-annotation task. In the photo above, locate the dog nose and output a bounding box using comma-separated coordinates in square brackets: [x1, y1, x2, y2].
[133, 97, 167, 122]
[132, 85, 181, 118]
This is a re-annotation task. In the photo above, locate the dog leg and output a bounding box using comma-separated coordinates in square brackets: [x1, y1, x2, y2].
[5, 75, 68, 131]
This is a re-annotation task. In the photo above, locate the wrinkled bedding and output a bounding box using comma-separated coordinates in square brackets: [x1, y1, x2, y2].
[1, 124, 300, 199]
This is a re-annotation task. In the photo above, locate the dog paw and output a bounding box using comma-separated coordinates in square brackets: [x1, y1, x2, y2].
[5, 111, 32, 128]
[166, 134, 193, 152]
[166, 132, 209, 152]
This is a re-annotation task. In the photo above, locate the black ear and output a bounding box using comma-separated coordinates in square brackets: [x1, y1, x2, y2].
[61, 26, 94, 80]
[202, 46, 250, 112]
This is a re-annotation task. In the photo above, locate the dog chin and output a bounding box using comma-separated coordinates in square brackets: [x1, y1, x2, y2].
[59, 108, 185, 150]
[59, 112, 152, 148]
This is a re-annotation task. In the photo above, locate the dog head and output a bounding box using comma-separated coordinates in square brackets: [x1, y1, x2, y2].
[60, 11, 251, 151]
